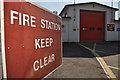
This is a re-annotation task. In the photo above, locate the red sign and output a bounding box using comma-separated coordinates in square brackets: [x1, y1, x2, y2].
[1, 0, 62, 79]
[107, 24, 115, 31]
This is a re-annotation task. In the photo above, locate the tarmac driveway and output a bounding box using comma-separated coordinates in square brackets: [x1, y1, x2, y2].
[47, 42, 108, 79]
[80, 41, 120, 78]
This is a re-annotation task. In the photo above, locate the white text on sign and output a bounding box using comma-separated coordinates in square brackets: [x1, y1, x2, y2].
[33, 54, 55, 71]
[11, 10, 36, 27]
[35, 38, 53, 49]
[10, 10, 61, 31]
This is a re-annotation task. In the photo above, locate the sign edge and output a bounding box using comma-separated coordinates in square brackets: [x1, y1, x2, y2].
[1, 0, 7, 79]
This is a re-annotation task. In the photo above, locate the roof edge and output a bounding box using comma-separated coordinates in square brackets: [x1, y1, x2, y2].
[59, 2, 119, 16]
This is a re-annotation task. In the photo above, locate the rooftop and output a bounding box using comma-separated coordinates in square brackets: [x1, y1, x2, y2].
[59, 2, 119, 16]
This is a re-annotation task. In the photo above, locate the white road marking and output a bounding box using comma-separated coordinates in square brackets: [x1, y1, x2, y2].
[96, 50, 113, 54]
[93, 42, 96, 51]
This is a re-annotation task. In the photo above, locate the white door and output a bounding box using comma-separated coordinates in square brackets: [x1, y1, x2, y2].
[62, 21, 69, 42]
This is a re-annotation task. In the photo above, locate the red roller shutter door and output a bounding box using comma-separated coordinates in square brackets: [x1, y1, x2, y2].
[80, 10, 105, 41]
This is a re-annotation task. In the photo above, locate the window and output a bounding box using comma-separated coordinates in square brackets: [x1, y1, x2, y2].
[98, 28, 102, 31]
[82, 27, 87, 31]
[62, 25, 66, 32]
[62, 25, 64, 28]
[89, 27, 94, 31]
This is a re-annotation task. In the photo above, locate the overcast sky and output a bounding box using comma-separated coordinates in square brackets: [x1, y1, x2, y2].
[30, 0, 120, 19]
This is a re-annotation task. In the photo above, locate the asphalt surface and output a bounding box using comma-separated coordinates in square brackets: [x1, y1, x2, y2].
[63, 43, 95, 58]
[47, 42, 108, 79]
[80, 41, 120, 78]
[79, 41, 120, 57]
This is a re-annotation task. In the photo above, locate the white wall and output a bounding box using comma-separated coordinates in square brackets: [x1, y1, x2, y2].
[118, 1, 120, 41]
[113, 21, 119, 41]
[118, 21, 120, 41]
[118, 1, 120, 18]
[61, 4, 118, 42]
[62, 19, 70, 42]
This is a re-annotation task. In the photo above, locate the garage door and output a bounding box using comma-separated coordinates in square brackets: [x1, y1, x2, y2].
[80, 10, 105, 41]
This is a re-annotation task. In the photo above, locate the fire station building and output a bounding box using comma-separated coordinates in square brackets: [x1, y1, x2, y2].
[59, 2, 120, 42]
